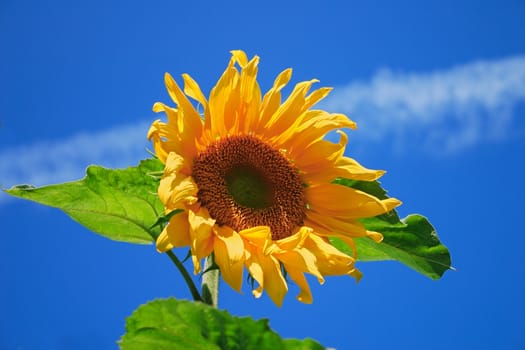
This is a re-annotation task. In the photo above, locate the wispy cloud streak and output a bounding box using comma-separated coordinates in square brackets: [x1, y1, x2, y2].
[321, 55, 525, 153]
[2, 56, 525, 203]
[0, 122, 150, 190]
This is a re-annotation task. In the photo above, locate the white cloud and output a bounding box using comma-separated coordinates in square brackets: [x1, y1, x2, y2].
[320, 55, 525, 153]
[0, 122, 150, 189]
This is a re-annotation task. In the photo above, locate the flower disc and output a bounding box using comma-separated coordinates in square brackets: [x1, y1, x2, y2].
[192, 135, 306, 240]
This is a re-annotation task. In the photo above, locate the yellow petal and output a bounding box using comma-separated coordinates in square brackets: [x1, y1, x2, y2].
[306, 183, 402, 219]
[244, 246, 264, 295]
[158, 153, 198, 210]
[215, 226, 245, 263]
[163, 151, 185, 173]
[332, 156, 385, 181]
[366, 230, 384, 243]
[305, 211, 367, 237]
[164, 73, 203, 139]
[163, 211, 191, 247]
[300, 111, 356, 142]
[152, 102, 179, 125]
[260, 255, 288, 307]
[263, 79, 319, 136]
[147, 116, 193, 163]
[304, 87, 333, 108]
[214, 230, 244, 291]
[156, 227, 174, 252]
[304, 217, 366, 258]
[279, 110, 356, 151]
[237, 55, 262, 134]
[238, 226, 272, 251]
[294, 133, 347, 181]
[273, 226, 312, 251]
[252, 285, 264, 299]
[150, 103, 199, 161]
[285, 266, 313, 304]
[188, 207, 215, 274]
[349, 267, 363, 282]
[163, 73, 203, 156]
[253, 250, 288, 307]
[230, 49, 249, 67]
[275, 248, 323, 282]
[208, 61, 238, 137]
[156, 211, 192, 252]
[259, 68, 293, 128]
[147, 120, 170, 164]
[182, 73, 209, 113]
[303, 234, 357, 277]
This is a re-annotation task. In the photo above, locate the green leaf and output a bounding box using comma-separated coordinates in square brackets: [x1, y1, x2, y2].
[119, 298, 324, 350]
[331, 178, 452, 280]
[4, 158, 165, 244]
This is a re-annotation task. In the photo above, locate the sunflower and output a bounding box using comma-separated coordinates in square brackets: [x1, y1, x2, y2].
[148, 50, 401, 306]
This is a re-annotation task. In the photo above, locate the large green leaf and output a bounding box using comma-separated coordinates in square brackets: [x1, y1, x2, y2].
[119, 298, 324, 350]
[4, 158, 164, 244]
[331, 178, 452, 279]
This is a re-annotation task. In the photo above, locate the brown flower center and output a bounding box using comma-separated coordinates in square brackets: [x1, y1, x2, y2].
[192, 135, 306, 240]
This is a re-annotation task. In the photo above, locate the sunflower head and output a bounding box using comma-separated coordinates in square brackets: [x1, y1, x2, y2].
[149, 50, 401, 306]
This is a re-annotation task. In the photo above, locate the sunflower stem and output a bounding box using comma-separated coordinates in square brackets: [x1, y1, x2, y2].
[201, 255, 219, 307]
[166, 250, 203, 303]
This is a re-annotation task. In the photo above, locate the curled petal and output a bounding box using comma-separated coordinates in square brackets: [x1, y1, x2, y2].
[238, 226, 273, 252]
[147, 119, 172, 164]
[332, 156, 385, 181]
[158, 153, 198, 210]
[245, 249, 288, 307]
[303, 234, 358, 277]
[270, 228, 324, 303]
[182, 73, 208, 109]
[149, 103, 199, 161]
[230, 49, 249, 67]
[285, 267, 313, 304]
[366, 231, 384, 243]
[306, 183, 402, 219]
[275, 247, 323, 282]
[272, 226, 312, 251]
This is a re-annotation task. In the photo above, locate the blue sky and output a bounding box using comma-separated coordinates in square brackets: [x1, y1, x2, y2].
[1, 1, 525, 349]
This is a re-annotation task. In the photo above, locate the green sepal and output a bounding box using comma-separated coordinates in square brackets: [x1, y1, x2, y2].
[119, 298, 324, 350]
